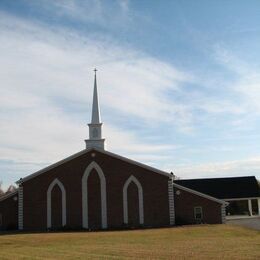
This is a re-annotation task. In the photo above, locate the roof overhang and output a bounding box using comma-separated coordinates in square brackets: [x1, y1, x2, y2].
[173, 182, 228, 205]
[223, 197, 260, 201]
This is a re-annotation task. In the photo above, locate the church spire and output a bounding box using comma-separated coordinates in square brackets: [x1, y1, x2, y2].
[85, 69, 105, 150]
[91, 68, 101, 124]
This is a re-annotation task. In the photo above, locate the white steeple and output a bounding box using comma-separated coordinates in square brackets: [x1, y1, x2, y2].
[85, 69, 105, 150]
[91, 69, 101, 124]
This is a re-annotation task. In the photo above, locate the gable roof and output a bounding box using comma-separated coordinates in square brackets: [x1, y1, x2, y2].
[172, 182, 227, 205]
[16, 148, 172, 184]
[0, 190, 18, 202]
[174, 176, 260, 199]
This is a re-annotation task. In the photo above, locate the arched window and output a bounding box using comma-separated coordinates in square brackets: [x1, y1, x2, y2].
[82, 162, 107, 229]
[47, 178, 66, 229]
[123, 175, 144, 225]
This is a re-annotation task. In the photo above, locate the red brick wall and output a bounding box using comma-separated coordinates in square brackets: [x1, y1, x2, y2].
[174, 187, 222, 225]
[22, 150, 170, 230]
[0, 193, 18, 230]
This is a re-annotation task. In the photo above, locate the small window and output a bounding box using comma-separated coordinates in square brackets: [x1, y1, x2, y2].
[194, 207, 203, 220]
[0, 213, 2, 227]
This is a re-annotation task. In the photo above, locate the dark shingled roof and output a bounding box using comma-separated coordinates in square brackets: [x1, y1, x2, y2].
[174, 176, 260, 199]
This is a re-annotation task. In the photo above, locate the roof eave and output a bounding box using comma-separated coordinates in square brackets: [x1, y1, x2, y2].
[16, 148, 95, 185]
[173, 182, 228, 205]
[16, 147, 172, 185]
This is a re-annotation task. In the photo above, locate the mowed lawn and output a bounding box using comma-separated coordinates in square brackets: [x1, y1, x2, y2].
[0, 225, 259, 259]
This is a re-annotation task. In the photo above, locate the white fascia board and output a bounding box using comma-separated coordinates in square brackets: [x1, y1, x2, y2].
[100, 149, 172, 178]
[224, 197, 260, 201]
[173, 182, 228, 205]
[16, 148, 92, 184]
[16, 148, 171, 185]
[0, 190, 18, 202]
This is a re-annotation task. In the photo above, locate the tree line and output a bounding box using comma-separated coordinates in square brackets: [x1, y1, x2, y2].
[0, 181, 17, 197]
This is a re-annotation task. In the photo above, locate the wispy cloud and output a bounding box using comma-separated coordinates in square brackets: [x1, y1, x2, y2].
[173, 156, 260, 179]
[213, 44, 260, 113]
[0, 11, 192, 125]
[0, 10, 190, 185]
[23, 0, 134, 29]
[1, 1, 260, 187]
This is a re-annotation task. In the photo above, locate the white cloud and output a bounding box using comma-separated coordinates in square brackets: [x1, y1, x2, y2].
[0, 11, 190, 184]
[118, 0, 130, 13]
[1, 8, 260, 187]
[24, 0, 133, 29]
[0, 11, 192, 125]
[172, 156, 260, 179]
[213, 44, 260, 115]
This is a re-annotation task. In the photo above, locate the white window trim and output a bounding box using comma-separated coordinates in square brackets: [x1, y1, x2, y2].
[82, 161, 107, 229]
[47, 178, 67, 229]
[194, 206, 203, 220]
[123, 175, 144, 225]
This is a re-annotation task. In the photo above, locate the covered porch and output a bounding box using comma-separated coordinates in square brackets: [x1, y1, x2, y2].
[225, 197, 260, 219]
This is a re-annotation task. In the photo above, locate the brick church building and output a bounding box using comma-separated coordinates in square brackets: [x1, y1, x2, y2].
[0, 71, 227, 231]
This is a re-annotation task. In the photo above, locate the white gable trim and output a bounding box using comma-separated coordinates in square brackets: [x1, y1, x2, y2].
[17, 149, 90, 184]
[173, 182, 228, 205]
[16, 148, 171, 185]
[123, 175, 144, 225]
[47, 178, 67, 229]
[82, 161, 107, 229]
[102, 150, 171, 178]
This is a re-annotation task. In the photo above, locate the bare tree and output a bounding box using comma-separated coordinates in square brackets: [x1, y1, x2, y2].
[0, 181, 4, 197]
[6, 184, 17, 194]
[0, 182, 17, 197]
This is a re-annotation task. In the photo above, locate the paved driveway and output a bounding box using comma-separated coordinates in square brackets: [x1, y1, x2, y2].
[227, 217, 260, 231]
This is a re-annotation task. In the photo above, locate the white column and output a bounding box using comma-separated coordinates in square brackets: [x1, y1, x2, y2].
[18, 186, 24, 230]
[248, 199, 253, 216]
[221, 204, 226, 223]
[258, 199, 260, 215]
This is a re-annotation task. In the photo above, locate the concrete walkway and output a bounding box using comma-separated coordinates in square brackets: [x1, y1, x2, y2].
[227, 217, 260, 231]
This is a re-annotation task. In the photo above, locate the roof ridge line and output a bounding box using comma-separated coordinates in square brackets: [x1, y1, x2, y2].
[17, 148, 171, 184]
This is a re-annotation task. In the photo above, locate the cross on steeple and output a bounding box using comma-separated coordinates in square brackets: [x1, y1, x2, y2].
[91, 68, 100, 124]
[85, 69, 105, 150]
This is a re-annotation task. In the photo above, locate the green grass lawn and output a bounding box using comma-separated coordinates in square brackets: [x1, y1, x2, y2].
[0, 225, 259, 259]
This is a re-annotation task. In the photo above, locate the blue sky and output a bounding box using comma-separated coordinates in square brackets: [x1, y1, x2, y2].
[1, 0, 260, 189]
